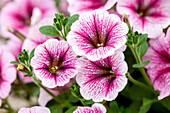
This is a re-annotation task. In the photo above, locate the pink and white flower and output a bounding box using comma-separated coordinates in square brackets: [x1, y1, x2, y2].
[143, 27, 170, 100]
[38, 79, 75, 106]
[67, 10, 128, 61]
[77, 51, 128, 102]
[67, 0, 117, 15]
[117, 0, 170, 38]
[31, 39, 80, 88]
[0, 0, 57, 38]
[22, 18, 61, 83]
[18, 106, 50, 113]
[73, 103, 106, 113]
[0, 49, 16, 99]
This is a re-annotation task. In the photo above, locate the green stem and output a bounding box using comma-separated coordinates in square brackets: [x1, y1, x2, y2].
[79, 98, 87, 106]
[129, 45, 153, 87]
[32, 75, 72, 108]
[126, 73, 153, 92]
[60, 31, 66, 41]
[6, 26, 26, 42]
[32, 75, 61, 104]
[123, 14, 132, 31]
[57, 86, 63, 95]
[64, 27, 67, 38]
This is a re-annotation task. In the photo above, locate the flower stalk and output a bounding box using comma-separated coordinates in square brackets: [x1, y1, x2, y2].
[32, 74, 72, 108]
[126, 72, 153, 92]
[129, 44, 153, 87]
[6, 26, 26, 42]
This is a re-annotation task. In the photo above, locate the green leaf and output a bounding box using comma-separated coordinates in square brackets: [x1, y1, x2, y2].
[139, 98, 157, 113]
[39, 25, 61, 37]
[65, 106, 78, 113]
[18, 54, 24, 63]
[70, 96, 79, 103]
[137, 34, 148, 47]
[120, 83, 154, 101]
[137, 42, 149, 59]
[62, 17, 69, 26]
[110, 101, 120, 113]
[161, 96, 170, 110]
[55, 22, 62, 31]
[55, 14, 60, 21]
[49, 105, 63, 113]
[59, 14, 64, 20]
[24, 74, 32, 77]
[10, 61, 20, 65]
[124, 47, 136, 74]
[53, 18, 57, 23]
[32, 87, 40, 96]
[83, 99, 94, 105]
[70, 83, 81, 98]
[30, 48, 35, 60]
[65, 14, 79, 33]
[22, 49, 29, 61]
[133, 60, 150, 68]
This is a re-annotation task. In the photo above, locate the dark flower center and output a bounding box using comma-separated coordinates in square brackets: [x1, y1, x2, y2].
[49, 58, 60, 74]
[136, 0, 158, 17]
[24, 17, 31, 26]
[101, 69, 116, 81]
[49, 66, 59, 74]
[90, 34, 107, 49]
[136, 5, 150, 17]
[106, 70, 116, 80]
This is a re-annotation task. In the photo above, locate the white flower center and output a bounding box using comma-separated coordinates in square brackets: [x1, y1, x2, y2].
[97, 43, 104, 48]
[52, 66, 59, 70]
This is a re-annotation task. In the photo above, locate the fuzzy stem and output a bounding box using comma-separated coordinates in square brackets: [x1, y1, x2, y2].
[6, 26, 26, 42]
[129, 45, 153, 87]
[79, 98, 88, 106]
[32, 74, 73, 108]
[57, 86, 63, 95]
[32, 75, 61, 104]
[126, 72, 153, 92]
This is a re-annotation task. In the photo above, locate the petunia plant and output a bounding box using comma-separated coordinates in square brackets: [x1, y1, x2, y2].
[0, 0, 168, 112]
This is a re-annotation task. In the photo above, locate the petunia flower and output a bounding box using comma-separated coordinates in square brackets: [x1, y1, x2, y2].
[31, 39, 80, 88]
[38, 79, 75, 106]
[0, 49, 16, 99]
[21, 18, 61, 83]
[117, 0, 170, 38]
[0, 0, 57, 38]
[67, 9, 128, 61]
[18, 106, 50, 113]
[73, 103, 106, 113]
[143, 27, 170, 100]
[67, 0, 117, 15]
[77, 51, 128, 102]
